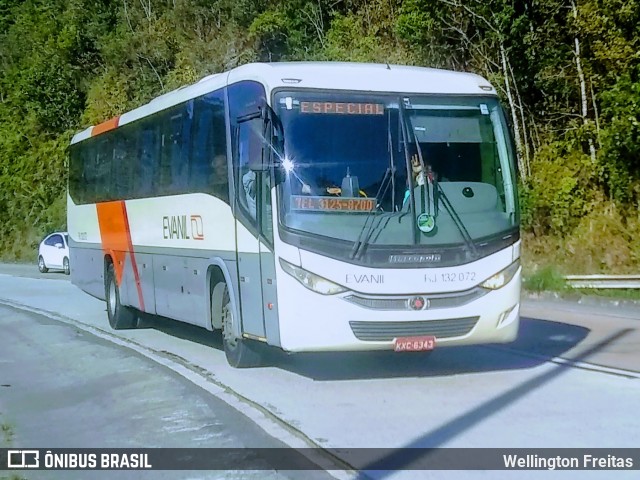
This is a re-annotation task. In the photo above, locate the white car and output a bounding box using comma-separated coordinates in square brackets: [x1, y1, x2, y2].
[38, 232, 70, 275]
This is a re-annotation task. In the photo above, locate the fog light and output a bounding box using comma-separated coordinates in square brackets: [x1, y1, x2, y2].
[497, 304, 518, 327]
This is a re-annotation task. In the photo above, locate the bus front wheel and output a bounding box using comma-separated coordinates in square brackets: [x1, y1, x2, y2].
[221, 287, 262, 368]
[105, 262, 137, 330]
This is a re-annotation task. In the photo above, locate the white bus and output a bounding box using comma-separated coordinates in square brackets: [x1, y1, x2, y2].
[68, 62, 521, 367]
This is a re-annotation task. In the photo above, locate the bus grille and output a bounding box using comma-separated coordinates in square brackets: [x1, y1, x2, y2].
[349, 317, 479, 342]
[343, 288, 487, 310]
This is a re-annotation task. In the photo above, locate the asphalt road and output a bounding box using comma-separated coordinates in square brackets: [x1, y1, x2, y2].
[0, 303, 333, 480]
[0, 263, 69, 281]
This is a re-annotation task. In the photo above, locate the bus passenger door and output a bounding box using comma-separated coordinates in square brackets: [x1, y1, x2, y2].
[234, 117, 267, 340]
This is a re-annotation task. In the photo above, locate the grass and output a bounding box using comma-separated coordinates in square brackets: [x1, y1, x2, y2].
[523, 265, 569, 292]
[522, 265, 640, 302]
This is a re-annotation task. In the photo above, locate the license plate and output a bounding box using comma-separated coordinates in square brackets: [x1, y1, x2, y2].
[393, 336, 436, 352]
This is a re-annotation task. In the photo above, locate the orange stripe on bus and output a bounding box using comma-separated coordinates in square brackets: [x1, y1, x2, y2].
[91, 116, 120, 137]
[96, 201, 129, 286]
[96, 201, 145, 312]
[121, 203, 146, 312]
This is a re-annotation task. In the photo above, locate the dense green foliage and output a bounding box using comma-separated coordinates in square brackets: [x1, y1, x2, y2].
[0, 0, 639, 271]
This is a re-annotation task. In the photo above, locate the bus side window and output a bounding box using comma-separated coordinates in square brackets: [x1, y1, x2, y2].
[82, 143, 96, 203]
[95, 137, 112, 202]
[160, 106, 191, 195]
[228, 80, 268, 223]
[69, 145, 84, 204]
[236, 119, 263, 221]
[190, 102, 214, 192]
[190, 91, 228, 202]
[178, 102, 193, 193]
[210, 104, 228, 203]
[167, 113, 184, 193]
[113, 130, 133, 198]
[139, 125, 158, 197]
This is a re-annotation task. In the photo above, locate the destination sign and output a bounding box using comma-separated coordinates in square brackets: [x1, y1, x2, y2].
[300, 102, 385, 115]
[291, 195, 376, 212]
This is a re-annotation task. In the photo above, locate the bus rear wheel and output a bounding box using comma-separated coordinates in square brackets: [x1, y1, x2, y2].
[221, 287, 262, 368]
[105, 262, 137, 330]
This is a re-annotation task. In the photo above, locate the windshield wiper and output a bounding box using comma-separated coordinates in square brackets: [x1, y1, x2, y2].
[351, 106, 407, 260]
[402, 99, 478, 259]
[436, 183, 478, 259]
[399, 100, 419, 240]
[388, 111, 396, 210]
[350, 101, 418, 260]
[350, 167, 395, 259]
[411, 128, 436, 218]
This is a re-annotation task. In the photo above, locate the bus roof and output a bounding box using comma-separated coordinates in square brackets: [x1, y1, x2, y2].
[71, 62, 497, 144]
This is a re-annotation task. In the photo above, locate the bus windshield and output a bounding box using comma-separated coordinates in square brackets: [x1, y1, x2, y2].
[274, 91, 519, 267]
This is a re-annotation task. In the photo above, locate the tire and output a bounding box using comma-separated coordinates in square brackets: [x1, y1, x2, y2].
[63, 257, 70, 276]
[221, 286, 263, 368]
[38, 256, 48, 273]
[105, 262, 137, 330]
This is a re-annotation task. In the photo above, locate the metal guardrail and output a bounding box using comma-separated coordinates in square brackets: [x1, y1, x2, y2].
[564, 275, 640, 289]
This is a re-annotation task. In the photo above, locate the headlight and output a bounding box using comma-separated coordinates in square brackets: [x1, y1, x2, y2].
[279, 259, 347, 295]
[481, 260, 521, 290]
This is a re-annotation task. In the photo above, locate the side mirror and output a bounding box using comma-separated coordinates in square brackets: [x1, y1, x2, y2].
[261, 102, 285, 177]
[55, 243, 63, 249]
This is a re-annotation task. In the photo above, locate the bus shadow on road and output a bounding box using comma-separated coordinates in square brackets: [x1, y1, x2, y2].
[140, 315, 590, 380]
[350, 327, 633, 477]
[266, 317, 590, 380]
[137, 313, 224, 349]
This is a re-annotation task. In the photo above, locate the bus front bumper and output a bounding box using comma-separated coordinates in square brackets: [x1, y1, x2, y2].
[276, 269, 521, 353]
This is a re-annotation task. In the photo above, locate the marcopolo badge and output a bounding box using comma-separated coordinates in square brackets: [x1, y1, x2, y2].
[417, 213, 436, 233]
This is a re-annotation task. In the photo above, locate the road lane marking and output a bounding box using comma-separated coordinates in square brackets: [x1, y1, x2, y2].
[486, 345, 640, 380]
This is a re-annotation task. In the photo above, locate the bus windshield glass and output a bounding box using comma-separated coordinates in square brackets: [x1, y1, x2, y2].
[274, 91, 519, 266]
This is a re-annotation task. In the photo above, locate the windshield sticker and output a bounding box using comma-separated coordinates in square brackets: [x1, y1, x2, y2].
[291, 195, 376, 212]
[417, 213, 436, 233]
[300, 102, 384, 115]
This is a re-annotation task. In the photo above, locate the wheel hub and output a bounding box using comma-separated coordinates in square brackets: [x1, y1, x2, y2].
[108, 279, 116, 315]
[222, 304, 238, 348]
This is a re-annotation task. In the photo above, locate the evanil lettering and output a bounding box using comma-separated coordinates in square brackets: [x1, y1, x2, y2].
[162, 215, 190, 240]
[345, 274, 385, 284]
